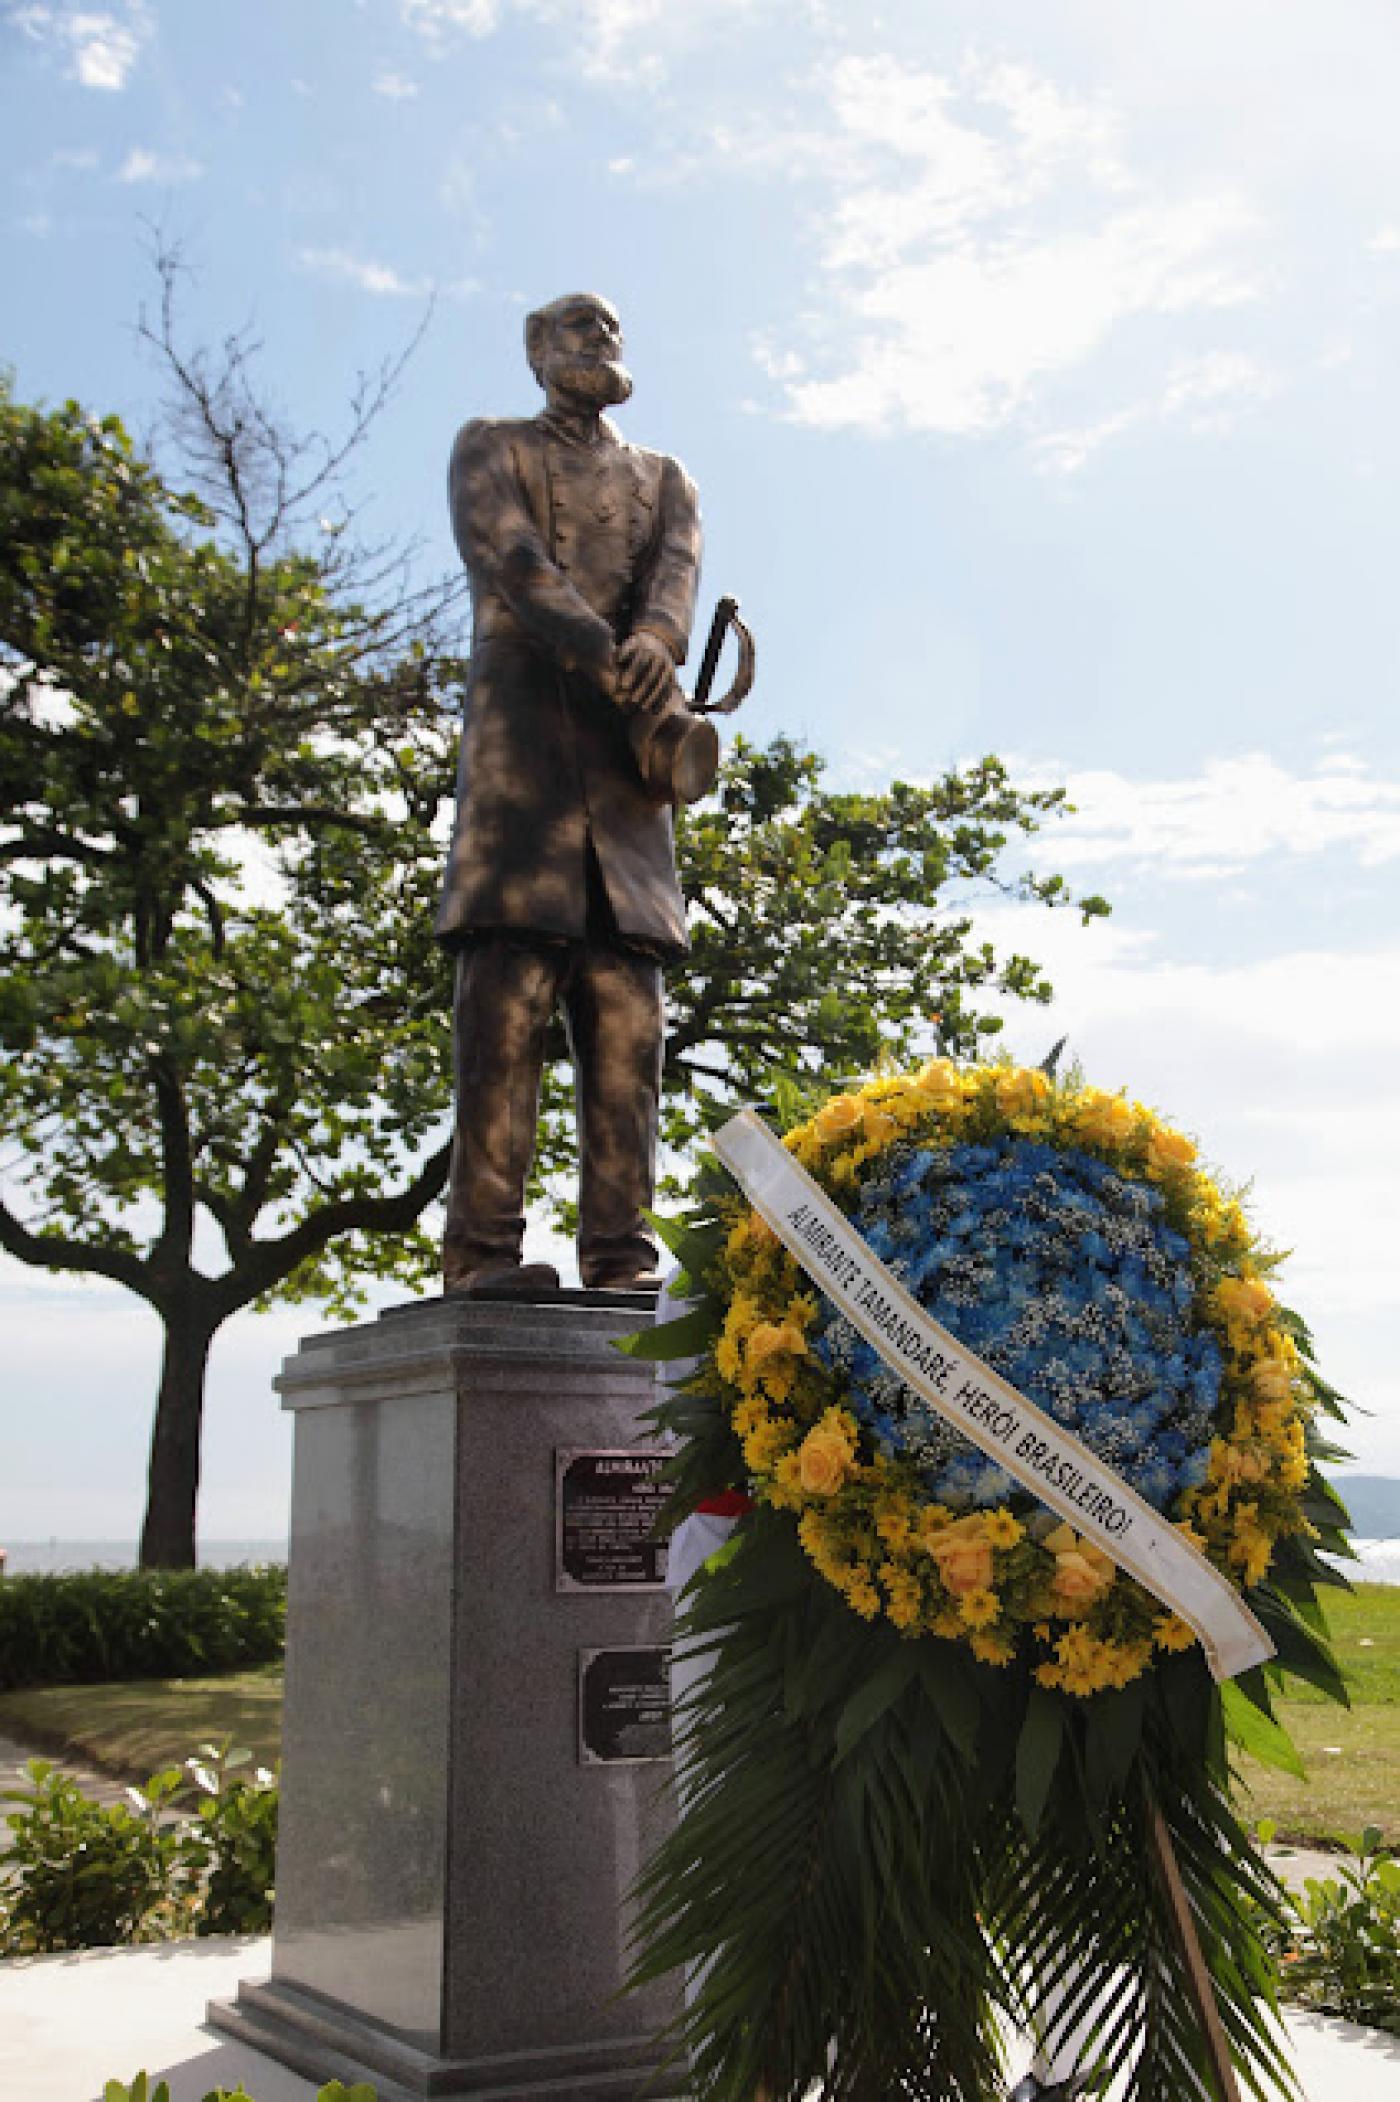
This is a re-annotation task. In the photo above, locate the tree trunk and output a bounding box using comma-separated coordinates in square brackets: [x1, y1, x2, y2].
[138, 1302, 217, 1569]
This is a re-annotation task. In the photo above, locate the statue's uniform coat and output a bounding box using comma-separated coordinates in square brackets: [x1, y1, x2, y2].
[435, 412, 702, 959]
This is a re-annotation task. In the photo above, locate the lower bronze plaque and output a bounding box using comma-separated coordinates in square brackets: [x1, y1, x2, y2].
[556, 1447, 669, 1591]
[578, 1645, 672, 1766]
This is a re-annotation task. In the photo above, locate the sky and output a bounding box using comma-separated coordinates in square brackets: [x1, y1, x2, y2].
[1, 0, 1398, 1547]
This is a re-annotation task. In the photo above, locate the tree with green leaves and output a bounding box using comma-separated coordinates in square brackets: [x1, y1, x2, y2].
[0, 277, 464, 1567]
[1, 277, 1108, 1568]
[535, 736, 1109, 1216]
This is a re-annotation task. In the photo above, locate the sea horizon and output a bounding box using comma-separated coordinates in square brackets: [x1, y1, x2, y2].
[0, 1538, 287, 1574]
[2, 1535, 1399, 1584]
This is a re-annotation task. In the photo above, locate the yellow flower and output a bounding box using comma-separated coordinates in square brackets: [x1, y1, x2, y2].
[994, 1067, 1052, 1128]
[797, 1409, 857, 1496]
[879, 1560, 925, 1630]
[1154, 1614, 1196, 1653]
[1050, 1550, 1114, 1611]
[914, 1059, 964, 1112]
[715, 1331, 742, 1383]
[875, 1495, 915, 1552]
[924, 1514, 994, 1596]
[860, 1106, 901, 1151]
[1145, 1122, 1198, 1176]
[771, 1451, 805, 1508]
[1044, 1525, 1116, 1611]
[1072, 1088, 1137, 1150]
[745, 1319, 807, 1373]
[970, 1632, 1014, 1667]
[959, 1587, 1001, 1629]
[1215, 1275, 1275, 1328]
[1250, 1357, 1294, 1406]
[984, 1509, 1024, 1549]
[742, 1417, 793, 1475]
[815, 1093, 862, 1139]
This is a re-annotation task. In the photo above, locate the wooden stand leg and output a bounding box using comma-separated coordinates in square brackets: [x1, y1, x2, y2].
[1147, 1800, 1243, 2102]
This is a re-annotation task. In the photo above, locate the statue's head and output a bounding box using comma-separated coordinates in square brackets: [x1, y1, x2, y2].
[525, 292, 633, 410]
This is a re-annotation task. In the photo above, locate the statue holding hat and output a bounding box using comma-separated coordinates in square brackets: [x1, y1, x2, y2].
[436, 291, 730, 1297]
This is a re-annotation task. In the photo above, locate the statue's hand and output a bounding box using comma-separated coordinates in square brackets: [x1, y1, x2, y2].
[615, 631, 675, 714]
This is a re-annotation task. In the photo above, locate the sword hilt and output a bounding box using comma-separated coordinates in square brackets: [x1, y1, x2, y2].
[691, 594, 755, 716]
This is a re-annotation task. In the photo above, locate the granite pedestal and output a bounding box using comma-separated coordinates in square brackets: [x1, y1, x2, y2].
[208, 1292, 683, 2100]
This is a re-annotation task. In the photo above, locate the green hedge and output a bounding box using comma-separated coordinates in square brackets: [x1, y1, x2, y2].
[0, 1566, 285, 1690]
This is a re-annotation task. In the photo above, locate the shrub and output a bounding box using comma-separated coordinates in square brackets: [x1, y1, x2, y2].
[105, 2082, 376, 2102]
[0, 1743, 281, 1954]
[1269, 1825, 1400, 2035]
[182, 1741, 279, 1937]
[0, 1760, 187, 1952]
[0, 1564, 285, 1690]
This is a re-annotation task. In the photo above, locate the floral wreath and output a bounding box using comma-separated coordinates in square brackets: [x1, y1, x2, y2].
[705, 1060, 1319, 1696]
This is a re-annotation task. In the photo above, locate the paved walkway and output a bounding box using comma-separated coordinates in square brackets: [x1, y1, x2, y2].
[0, 1936, 1396, 2102]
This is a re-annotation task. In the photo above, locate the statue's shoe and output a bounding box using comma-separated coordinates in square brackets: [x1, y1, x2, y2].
[581, 1267, 664, 1293]
[444, 1259, 561, 1298]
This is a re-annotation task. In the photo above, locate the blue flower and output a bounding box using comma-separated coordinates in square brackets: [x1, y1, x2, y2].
[814, 1138, 1220, 1514]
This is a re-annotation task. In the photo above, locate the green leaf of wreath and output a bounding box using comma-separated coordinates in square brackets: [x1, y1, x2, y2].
[642, 1208, 725, 1286]
[1015, 1686, 1065, 1836]
[1083, 1677, 1147, 1807]
[833, 1645, 920, 1765]
[918, 1646, 980, 1762]
[614, 1305, 716, 1360]
[1255, 1592, 1351, 1707]
[1220, 1679, 1306, 1776]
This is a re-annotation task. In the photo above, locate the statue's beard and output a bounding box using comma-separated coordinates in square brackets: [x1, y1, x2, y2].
[545, 354, 634, 408]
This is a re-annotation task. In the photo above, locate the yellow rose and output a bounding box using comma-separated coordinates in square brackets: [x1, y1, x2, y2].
[1073, 1088, 1137, 1149]
[1145, 1123, 1198, 1175]
[798, 1419, 853, 1496]
[1051, 1550, 1113, 1609]
[815, 1093, 862, 1138]
[860, 1106, 900, 1149]
[994, 1068, 1051, 1125]
[926, 1517, 995, 1596]
[745, 1320, 807, 1373]
[915, 1059, 963, 1110]
[1250, 1358, 1293, 1405]
[1217, 1275, 1275, 1326]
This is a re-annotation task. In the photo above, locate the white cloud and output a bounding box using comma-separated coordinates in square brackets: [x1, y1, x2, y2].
[1367, 226, 1400, 255]
[400, 0, 766, 85]
[12, 2, 151, 90]
[295, 245, 429, 298]
[400, 0, 501, 37]
[372, 70, 420, 99]
[735, 52, 1264, 443]
[1033, 351, 1278, 472]
[1027, 753, 1400, 879]
[116, 146, 201, 185]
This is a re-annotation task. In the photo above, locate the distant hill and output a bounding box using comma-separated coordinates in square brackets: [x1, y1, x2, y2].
[1329, 1475, 1400, 1539]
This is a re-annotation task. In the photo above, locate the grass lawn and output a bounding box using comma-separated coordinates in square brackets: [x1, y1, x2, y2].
[1233, 1581, 1400, 1848]
[0, 1662, 283, 1787]
[0, 1585, 1393, 1848]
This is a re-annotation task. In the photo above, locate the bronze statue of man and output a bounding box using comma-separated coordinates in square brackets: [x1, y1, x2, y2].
[435, 291, 702, 1296]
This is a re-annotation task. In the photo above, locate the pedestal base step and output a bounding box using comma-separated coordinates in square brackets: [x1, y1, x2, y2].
[207, 1977, 687, 2101]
